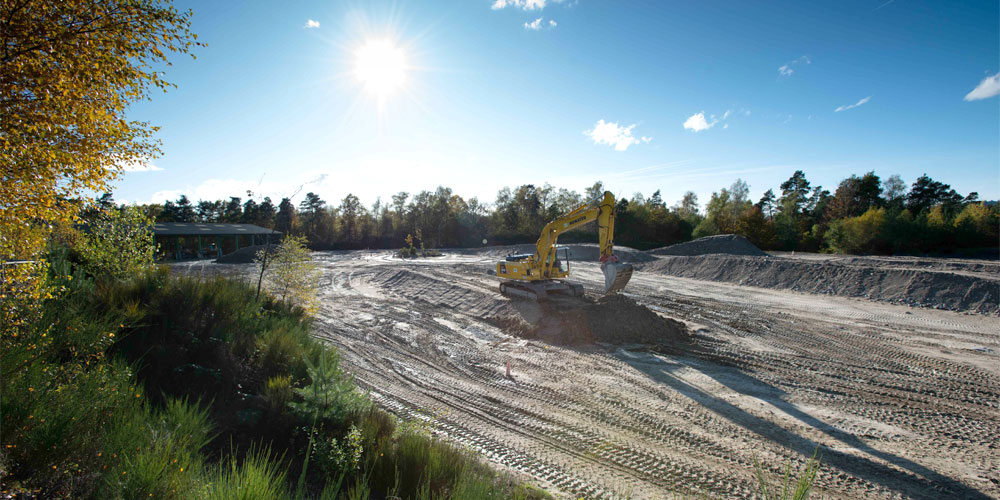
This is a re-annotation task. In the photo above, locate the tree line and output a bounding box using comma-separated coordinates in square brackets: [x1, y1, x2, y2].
[132, 171, 997, 255]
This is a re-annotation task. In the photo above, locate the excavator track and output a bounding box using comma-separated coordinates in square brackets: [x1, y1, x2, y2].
[500, 280, 585, 301]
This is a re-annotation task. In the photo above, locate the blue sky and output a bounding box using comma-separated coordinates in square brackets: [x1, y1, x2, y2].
[118, 0, 999, 209]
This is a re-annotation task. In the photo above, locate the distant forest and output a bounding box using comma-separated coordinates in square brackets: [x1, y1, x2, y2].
[117, 170, 998, 256]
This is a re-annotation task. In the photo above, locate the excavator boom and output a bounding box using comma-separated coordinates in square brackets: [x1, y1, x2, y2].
[494, 191, 633, 300]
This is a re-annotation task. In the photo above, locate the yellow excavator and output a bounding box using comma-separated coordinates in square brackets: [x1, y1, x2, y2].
[494, 191, 633, 300]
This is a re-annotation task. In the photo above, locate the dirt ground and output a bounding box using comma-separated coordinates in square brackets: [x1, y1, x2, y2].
[176, 249, 1000, 500]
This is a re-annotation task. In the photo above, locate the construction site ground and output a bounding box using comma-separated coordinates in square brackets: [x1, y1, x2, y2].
[175, 247, 1000, 500]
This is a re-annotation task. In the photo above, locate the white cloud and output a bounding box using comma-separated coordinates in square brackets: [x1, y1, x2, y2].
[641, 136, 653, 143]
[493, 0, 546, 10]
[682, 109, 737, 132]
[150, 189, 182, 203]
[585, 119, 644, 151]
[778, 55, 811, 77]
[304, 19, 320, 29]
[964, 72, 1000, 101]
[119, 159, 163, 172]
[834, 96, 871, 112]
[682, 112, 717, 132]
[524, 17, 557, 29]
[524, 17, 543, 30]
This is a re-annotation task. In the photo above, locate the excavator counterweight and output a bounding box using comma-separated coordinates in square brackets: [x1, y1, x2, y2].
[494, 191, 633, 300]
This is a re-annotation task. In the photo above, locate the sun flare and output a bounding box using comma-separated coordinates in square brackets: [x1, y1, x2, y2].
[353, 39, 407, 103]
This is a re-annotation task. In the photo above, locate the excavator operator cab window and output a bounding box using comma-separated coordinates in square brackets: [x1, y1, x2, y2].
[555, 246, 570, 273]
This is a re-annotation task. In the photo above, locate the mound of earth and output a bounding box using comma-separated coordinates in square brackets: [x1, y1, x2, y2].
[647, 234, 767, 257]
[559, 244, 657, 263]
[639, 254, 1000, 315]
[500, 294, 689, 346]
[214, 245, 273, 264]
[368, 267, 688, 345]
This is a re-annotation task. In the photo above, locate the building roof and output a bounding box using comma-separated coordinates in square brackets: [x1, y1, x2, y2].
[153, 223, 279, 236]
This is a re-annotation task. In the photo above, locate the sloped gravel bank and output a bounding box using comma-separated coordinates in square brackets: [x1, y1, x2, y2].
[639, 254, 999, 315]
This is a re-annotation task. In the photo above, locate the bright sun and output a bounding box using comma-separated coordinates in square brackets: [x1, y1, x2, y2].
[353, 39, 407, 103]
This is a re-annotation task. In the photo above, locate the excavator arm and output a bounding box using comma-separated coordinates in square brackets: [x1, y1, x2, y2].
[532, 191, 619, 275]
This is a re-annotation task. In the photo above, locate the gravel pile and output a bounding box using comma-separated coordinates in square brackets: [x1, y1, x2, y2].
[647, 235, 767, 257]
[214, 245, 273, 264]
[639, 254, 999, 315]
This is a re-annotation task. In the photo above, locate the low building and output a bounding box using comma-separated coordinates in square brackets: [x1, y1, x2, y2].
[152, 223, 280, 260]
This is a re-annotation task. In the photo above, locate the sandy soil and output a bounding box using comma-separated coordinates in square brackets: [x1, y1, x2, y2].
[176, 250, 1000, 500]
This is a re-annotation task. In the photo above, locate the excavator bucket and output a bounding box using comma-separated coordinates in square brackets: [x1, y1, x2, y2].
[601, 262, 633, 295]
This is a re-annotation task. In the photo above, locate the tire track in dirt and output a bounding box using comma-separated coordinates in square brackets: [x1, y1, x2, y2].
[180, 251, 1000, 499]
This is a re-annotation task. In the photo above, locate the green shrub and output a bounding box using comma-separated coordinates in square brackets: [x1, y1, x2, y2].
[290, 350, 366, 426]
[1, 356, 141, 497]
[97, 398, 212, 500]
[255, 234, 320, 315]
[824, 208, 887, 254]
[264, 375, 294, 412]
[953, 203, 999, 247]
[258, 326, 309, 379]
[77, 205, 157, 281]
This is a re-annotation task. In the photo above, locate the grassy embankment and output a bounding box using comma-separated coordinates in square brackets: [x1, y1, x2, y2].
[1, 253, 549, 499]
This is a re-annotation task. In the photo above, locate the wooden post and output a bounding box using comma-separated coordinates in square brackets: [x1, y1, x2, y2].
[197, 235, 202, 259]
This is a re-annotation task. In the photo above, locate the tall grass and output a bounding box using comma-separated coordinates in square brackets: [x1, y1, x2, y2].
[205, 446, 291, 500]
[753, 451, 822, 500]
[96, 398, 213, 500]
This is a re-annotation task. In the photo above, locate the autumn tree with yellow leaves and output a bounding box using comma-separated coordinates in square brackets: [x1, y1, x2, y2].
[1, 0, 200, 337]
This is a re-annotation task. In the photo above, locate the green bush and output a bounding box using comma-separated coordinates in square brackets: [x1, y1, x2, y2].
[255, 234, 320, 315]
[97, 398, 212, 500]
[77, 205, 157, 281]
[953, 203, 999, 247]
[824, 208, 887, 254]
